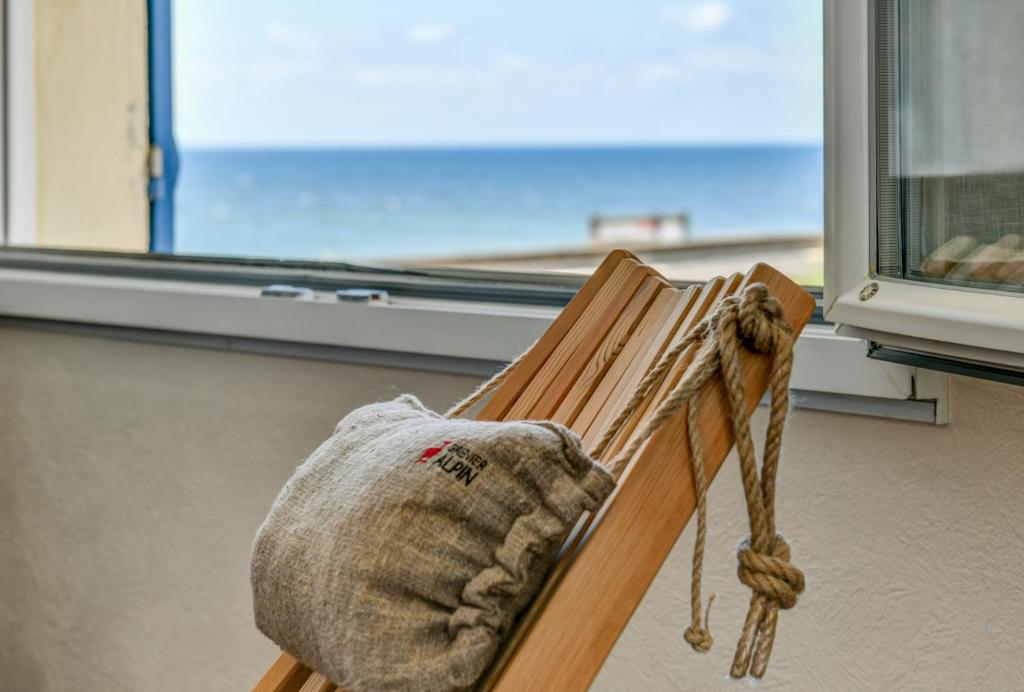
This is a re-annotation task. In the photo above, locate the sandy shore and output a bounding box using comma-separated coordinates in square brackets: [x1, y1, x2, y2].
[401, 232, 823, 286]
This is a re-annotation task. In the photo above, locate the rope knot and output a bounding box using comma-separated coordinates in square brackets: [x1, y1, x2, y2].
[683, 625, 714, 653]
[683, 592, 716, 653]
[736, 534, 805, 610]
[736, 283, 790, 353]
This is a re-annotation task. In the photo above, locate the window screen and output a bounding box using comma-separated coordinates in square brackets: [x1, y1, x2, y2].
[875, 0, 1024, 292]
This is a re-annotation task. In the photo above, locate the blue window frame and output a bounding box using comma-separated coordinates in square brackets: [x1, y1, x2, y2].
[147, 0, 178, 253]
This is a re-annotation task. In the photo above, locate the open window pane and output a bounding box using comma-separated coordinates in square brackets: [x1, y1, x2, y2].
[876, 0, 1024, 292]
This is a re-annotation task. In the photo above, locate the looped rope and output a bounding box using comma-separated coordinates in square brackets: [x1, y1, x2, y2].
[736, 534, 804, 610]
[444, 344, 534, 418]
[596, 282, 801, 679]
[445, 282, 802, 679]
[736, 283, 787, 353]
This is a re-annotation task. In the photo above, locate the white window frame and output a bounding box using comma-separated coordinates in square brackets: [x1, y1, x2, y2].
[5, 0, 35, 245]
[823, 0, 1024, 372]
[0, 0, 950, 424]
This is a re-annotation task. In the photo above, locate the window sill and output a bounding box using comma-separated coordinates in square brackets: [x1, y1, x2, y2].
[827, 275, 1024, 369]
[0, 266, 946, 423]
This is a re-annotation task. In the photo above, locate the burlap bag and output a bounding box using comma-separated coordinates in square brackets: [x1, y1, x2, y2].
[251, 394, 615, 691]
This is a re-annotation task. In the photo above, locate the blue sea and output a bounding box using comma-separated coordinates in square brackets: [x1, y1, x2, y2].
[173, 145, 823, 261]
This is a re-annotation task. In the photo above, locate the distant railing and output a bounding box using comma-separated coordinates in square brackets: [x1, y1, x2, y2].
[589, 213, 690, 245]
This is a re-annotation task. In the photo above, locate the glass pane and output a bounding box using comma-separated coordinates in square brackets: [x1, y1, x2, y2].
[171, 1, 823, 283]
[8, 2, 824, 287]
[876, 0, 1024, 292]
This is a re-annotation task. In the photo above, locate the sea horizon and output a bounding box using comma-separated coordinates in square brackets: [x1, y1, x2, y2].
[173, 143, 824, 262]
[179, 141, 823, 153]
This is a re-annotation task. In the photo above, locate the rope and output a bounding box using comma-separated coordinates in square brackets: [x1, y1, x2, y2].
[444, 344, 534, 418]
[445, 283, 803, 678]
[598, 283, 804, 679]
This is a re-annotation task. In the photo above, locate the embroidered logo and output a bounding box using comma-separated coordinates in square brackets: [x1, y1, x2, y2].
[415, 440, 488, 487]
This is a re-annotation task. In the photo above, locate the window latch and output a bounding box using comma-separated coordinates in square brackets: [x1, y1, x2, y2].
[147, 144, 165, 201]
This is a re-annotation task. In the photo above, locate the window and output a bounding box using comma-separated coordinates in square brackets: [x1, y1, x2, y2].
[876, 0, 1024, 293]
[5, 1, 825, 286]
[824, 0, 1024, 377]
[0, 1, 950, 421]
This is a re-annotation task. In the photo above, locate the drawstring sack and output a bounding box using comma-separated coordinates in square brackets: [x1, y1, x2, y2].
[251, 394, 615, 691]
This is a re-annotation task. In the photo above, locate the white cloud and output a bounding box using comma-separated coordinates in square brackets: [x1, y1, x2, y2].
[406, 22, 456, 45]
[253, 21, 326, 78]
[623, 45, 793, 87]
[492, 54, 534, 73]
[662, 2, 734, 33]
[632, 60, 684, 85]
[353, 65, 471, 89]
[265, 22, 322, 55]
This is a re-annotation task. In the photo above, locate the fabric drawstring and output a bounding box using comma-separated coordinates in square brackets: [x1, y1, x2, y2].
[446, 283, 804, 679]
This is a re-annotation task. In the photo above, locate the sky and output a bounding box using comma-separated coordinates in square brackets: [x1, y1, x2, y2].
[172, 0, 823, 148]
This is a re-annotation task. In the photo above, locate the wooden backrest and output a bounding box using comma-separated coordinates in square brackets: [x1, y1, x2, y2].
[253, 251, 815, 692]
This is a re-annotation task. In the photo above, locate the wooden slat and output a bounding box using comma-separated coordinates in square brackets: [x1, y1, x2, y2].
[252, 652, 312, 692]
[599, 274, 735, 462]
[614, 273, 743, 457]
[577, 284, 698, 449]
[298, 672, 336, 692]
[548, 276, 664, 425]
[504, 259, 651, 421]
[490, 264, 815, 691]
[476, 250, 644, 422]
[571, 286, 679, 440]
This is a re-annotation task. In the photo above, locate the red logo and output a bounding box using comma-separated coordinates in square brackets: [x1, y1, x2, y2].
[416, 440, 452, 463]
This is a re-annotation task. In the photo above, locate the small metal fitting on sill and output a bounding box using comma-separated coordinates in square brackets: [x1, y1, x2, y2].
[858, 282, 879, 301]
[261, 284, 315, 299]
[336, 288, 389, 304]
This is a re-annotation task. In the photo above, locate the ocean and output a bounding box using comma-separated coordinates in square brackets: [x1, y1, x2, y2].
[173, 145, 823, 262]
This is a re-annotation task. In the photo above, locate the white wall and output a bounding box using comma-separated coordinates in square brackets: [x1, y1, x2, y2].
[597, 360, 1024, 691]
[0, 325, 1021, 691]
